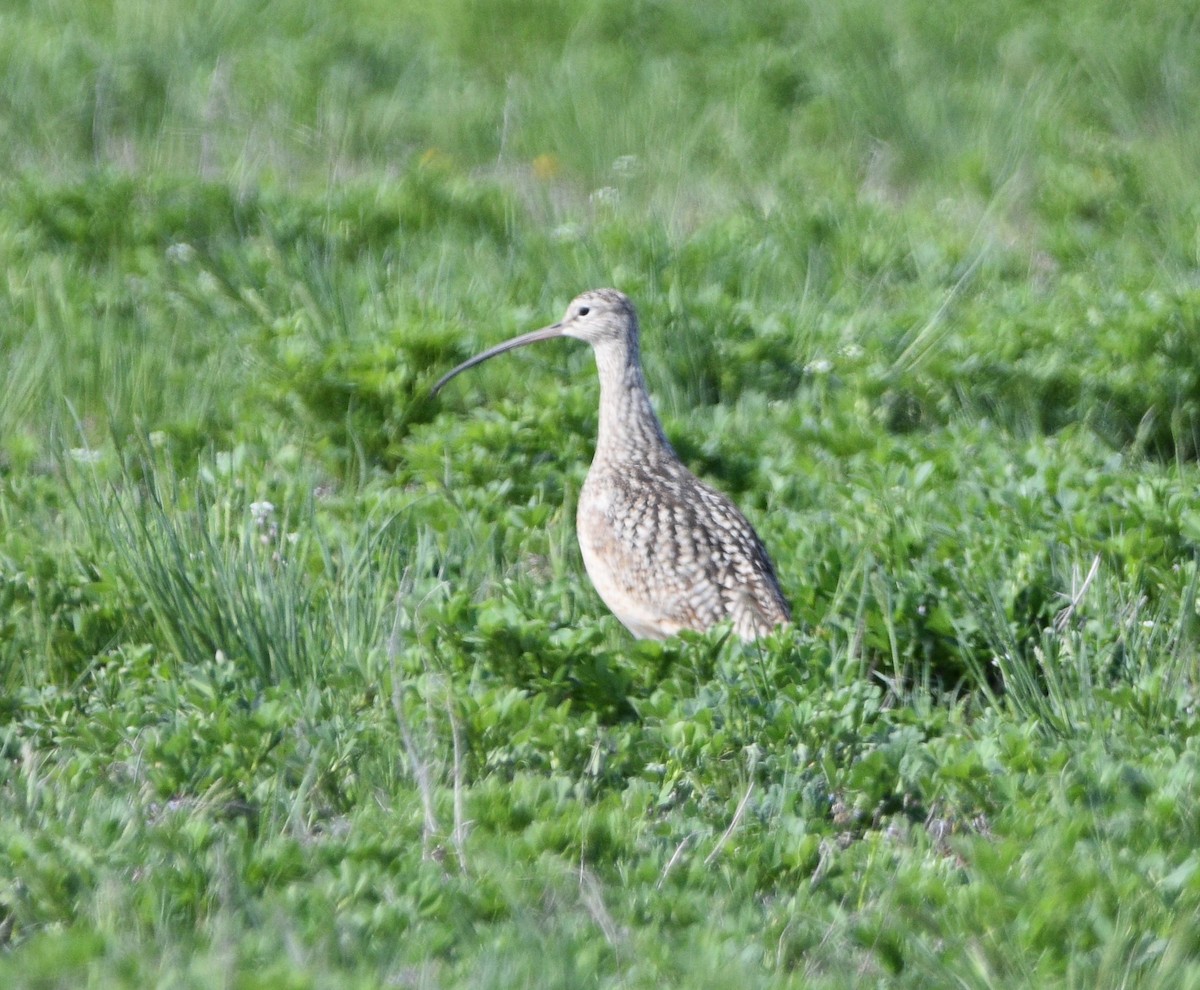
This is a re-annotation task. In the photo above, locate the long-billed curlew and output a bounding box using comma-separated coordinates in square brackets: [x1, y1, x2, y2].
[433, 288, 791, 640]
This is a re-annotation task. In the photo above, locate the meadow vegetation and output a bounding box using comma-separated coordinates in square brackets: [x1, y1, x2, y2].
[2, 0, 1199, 986]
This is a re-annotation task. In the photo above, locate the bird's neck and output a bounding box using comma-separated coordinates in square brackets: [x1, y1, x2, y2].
[592, 342, 672, 462]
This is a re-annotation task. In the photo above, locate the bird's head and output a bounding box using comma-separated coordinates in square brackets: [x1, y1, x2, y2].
[432, 288, 639, 395]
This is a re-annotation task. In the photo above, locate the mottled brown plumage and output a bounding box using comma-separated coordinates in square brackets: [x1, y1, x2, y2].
[433, 288, 790, 640]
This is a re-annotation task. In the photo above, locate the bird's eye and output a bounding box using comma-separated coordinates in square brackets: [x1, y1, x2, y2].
[578, 306, 591, 317]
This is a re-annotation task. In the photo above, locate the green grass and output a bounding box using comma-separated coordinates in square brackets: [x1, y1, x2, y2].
[3, 0, 1200, 986]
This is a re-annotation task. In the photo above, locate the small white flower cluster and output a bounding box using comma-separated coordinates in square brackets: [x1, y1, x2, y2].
[802, 342, 865, 376]
[589, 155, 641, 209]
[590, 186, 620, 208]
[165, 241, 195, 264]
[250, 500, 277, 546]
[611, 154, 640, 177]
[250, 500, 299, 564]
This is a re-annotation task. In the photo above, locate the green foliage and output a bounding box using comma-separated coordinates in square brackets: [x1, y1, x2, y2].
[2, 0, 1200, 986]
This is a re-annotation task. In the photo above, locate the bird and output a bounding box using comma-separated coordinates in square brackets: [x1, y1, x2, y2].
[432, 288, 790, 640]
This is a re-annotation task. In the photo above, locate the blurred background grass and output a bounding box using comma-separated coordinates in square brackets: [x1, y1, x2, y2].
[4, 0, 1198, 221]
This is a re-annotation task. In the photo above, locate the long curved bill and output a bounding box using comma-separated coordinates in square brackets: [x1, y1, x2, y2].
[432, 322, 566, 395]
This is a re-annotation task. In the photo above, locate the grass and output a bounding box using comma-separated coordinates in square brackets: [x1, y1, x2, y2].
[2, 0, 1200, 986]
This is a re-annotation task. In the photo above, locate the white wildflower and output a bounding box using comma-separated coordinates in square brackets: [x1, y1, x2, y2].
[250, 501, 276, 527]
[590, 186, 620, 208]
[166, 242, 196, 264]
[611, 155, 640, 177]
